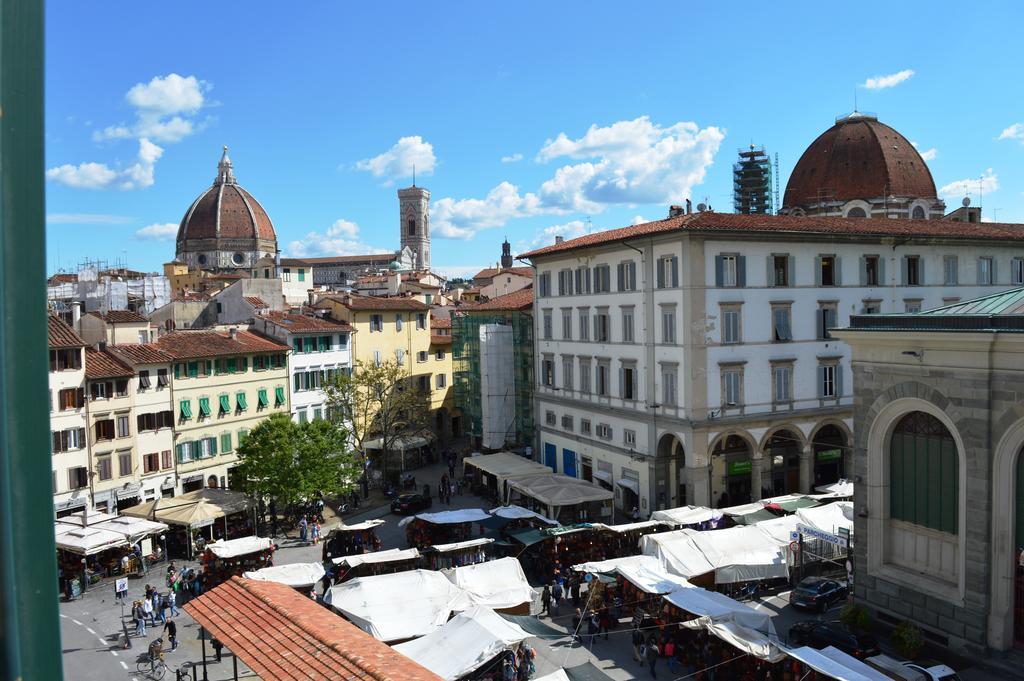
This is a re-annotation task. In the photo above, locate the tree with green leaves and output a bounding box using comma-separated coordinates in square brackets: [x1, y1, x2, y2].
[324, 358, 432, 484]
[233, 413, 360, 512]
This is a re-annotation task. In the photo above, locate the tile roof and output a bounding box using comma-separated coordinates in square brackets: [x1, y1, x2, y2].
[154, 329, 290, 359]
[47, 273, 78, 285]
[86, 309, 149, 323]
[278, 258, 311, 267]
[85, 347, 134, 379]
[185, 577, 442, 681]
[324, 293, 429, 311]
[244, 296, 269, 308]
[466, 286, 534, 312]
[430, 334, 453, 345]
[261, 312, 352, 333]
[472, 266, 533, 280]
[520, 211, 1024, 259]
[430, 317, 452, 329]
[109, 343, 174, 365]
[297, 253, 395, 265]
[48, 316, 85, 348]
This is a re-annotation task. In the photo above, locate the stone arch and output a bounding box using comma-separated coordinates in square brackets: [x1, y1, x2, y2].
[709, 430, 757, 508]
[809, 418, 852, 446]
[657, 432, 687, 509]
[757, 424, 806, 453]
[759, 426, 805, 497]
[987, 416, 1024, 649]
[864, 393, 968, 606]
[842, 199, 872, 218]
[909, 199, 931, 220]
[810, 419, 853, 486]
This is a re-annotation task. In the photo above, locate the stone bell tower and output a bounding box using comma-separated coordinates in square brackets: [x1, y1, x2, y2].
[398, 185, 430, 271]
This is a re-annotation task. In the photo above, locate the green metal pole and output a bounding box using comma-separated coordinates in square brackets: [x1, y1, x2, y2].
[0, 0, 63, 679]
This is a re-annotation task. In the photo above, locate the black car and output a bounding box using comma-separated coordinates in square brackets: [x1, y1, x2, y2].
[789, 576, 848, 612]
[788, 620, 880, 659]
[390, 492, 432, 515]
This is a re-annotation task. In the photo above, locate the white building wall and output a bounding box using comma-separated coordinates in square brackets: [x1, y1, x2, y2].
[50, 353, 90, 513]
[289, 335, 351, 422]
[132, 363, 176, 501]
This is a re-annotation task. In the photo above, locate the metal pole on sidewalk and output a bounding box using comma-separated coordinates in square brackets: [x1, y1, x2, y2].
[233, 653, 238, 681]
[200, 626, 209, 681]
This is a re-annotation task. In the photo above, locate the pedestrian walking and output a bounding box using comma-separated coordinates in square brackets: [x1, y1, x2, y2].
[632, 626, 645, 664]
[551, 580, 563, 616]
[540, 585, 551, 615]
[570, 574, 581, 607]
[133, 600, 146, 637]
[586, 610, 599, 648]
[598, 605, 610, 640]
[299, 515, 308, 544]
[645, 636, 660, 678]
[167, 589, 178, 617]
[142, 594, 154, 626]
[164, 619, 177, 651]
[155, 591, 167, 624]
[211, 637, 223, 662]
[312, 521, 321, 545]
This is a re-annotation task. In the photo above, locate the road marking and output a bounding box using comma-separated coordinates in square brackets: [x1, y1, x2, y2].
[71, 619, 82, 626]
[111, 650, 118, 656]
[119, 660, 128, 669]
[59, 614, 68, 619]
[86, 627, 96, 635]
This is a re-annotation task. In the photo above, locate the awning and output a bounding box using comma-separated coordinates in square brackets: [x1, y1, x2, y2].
[243, 562, 325, 588]
[616, 478, 639, 495]
[441, 557, 535, 611]
[783, 645, 891, 681]
[219, 394, 231, 414]
[812, 479, 854, 498]
[326, 518, 386, 534]
[500, 614, 566, 639]
[206, 536, 273, 559]
[508, 474, 613, 507]
[257, 388, 269, 408]
[54, 526, 128, 555]
[651, 505, 723, 527]
[730, 509, 778, 526]
[489, 505, 559, 525]
[430, 537, 494, 553]
[775, 497, 821, 513]
[363, 434, 432, 451]
[592, 470, 612, 484]
[592, 520, 667, 533]
[236, 392, 248, 410]
[397, 508, 492, 528]
[274, 386, 286, 406]
[184, 577, 442, 681]
[121, 488, 253, 528]
[332, 547, 420, 568]
[508, 528, 549, 547]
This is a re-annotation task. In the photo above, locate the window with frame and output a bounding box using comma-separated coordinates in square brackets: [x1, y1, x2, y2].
[59, 387, 84, 411]
[435, 349, 445, 360]
[96, 456, 112, 481]
[220, 432, 232, 454]
[541, 357, 555, 387]
[818, 255, 838, 286]
[580, 419, 592, 435]
[117, 414, 130, 438]
[596, 423, 612, 440]
[395, 314, 403, 331]
[561, 414, 574, 430]
[95, 419, 115, 442]
[143, 452, 160, 474]
[657, 255, 679, 289]
[715, 254, 742, 288]
[578, 358, 591, 394]
[862, 300, 881, 314]
[889, 411, 958, 534]
[863, 255, 880, 286]
[161, 450, 172, 470]
[574, 266, 591, 294]
[912, 205, 926, 219]
[157, 368, 169, 387]
[661, 365, 678, 406]
[771, 363, 793, 404]
[68, 466, 89, 490]
[561, 357, 574, 391]
[49, 348, 82, 371]
[616, 260, 637, 292]
[771, 304, 792, 342]
[578, 308, 590, 341]
[416, 313, 426, 330]
[624, 429, 637, 447]
[662, 306, 676, 344]
[562, 309, 572, 340]
[538, 271, 551, 297]
[819, 363, 838, 398]
[721, 306, 740, 344]
[370, 314, 383, 332]
[90, 381, 110, 400]
[558, 269, 573, 296]
[592, 264, 611, 293]
[542, 310, 553, 340]
[904, 255, 922, 286]
[594, 310, 610, 342]
[596, 360, 610, 396]
[770, 254, 792, 287]
[817, 303, 838, 340]
[373, 350, 382, 366]
[417, 374, 430, 391]
[621, 307, 635, 343]
[978, 256, 994, 285]
[118, 451, 132, 477]
[436, 373, 447, 389]
[722, 368, 742, 407]
[138, 370, 151, 391]
[545, 410, 556, 426]
[943, 255, 958, 285]
[417, 350, 428, 363]
[1012, 257, 1024, 285]
[620, 364, 637, 401]
[904, 299, 922, 313]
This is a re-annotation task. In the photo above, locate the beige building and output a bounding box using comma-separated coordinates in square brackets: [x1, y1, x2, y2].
[83, 348, 140, 513]
[49, 316, 90, 515]
[80, 309, 154, 345]
[155, 329, 290, 492]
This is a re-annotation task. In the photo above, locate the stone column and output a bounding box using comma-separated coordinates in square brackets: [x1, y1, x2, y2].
[799, 443, 813, 493]
[751, 455, 764, 502]
[689, 465, 711, 507]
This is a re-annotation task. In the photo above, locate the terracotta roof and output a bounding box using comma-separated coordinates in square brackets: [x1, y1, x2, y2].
[466, 286, 534, 311]
[430, 317, 452, 329]
[48, 273, 78, 285]
[85, 347, 134, 379]
[472, 266, 533, 281]
[297, 254, 395, 265]
[244, 296, 269, 308]
[155, 330, 289, 359]
[261, 312, 352, 333]
[209, 272, 246, 280]
[324, 293, 429, 312]
[278, 258, 311, 267]
[109, 343, 174, 365]
[521, 211, 1024, 259]
[184, 577, 442, 681]
[178, 182, 276, 243]
[784, 114, 937, 209]
[86, 309, 149, 324]
[430, 334, 453, 345]
[48, 316, 85, 348]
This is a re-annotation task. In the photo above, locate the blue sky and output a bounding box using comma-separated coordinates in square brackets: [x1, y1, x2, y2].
[46, 1, 1024, 278]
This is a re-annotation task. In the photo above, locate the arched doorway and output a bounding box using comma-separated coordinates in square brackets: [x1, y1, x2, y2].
[764, 430, 802, 497]
[711, 434, 752, 508]
[814, 424, 848, 487]
[657, 433, 686, 508]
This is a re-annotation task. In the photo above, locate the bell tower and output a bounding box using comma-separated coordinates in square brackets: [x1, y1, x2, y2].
[398, 185, 430, 271]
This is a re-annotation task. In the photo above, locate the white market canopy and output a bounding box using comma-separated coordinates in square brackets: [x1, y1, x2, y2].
[398, 508, 492, 528]
[363, 435, 432, 451]
[243, 562, 325, 588]
[93, 516, 169, 542]
[592, 520, 668, 533]
[812, 479, 855, 498]
[489, 505, 559, 525]
[614, 560, 693, 595]
[783, 646, 892, 681]
[331, 548, 420, 568]
[638, 530, 716, 579]
[393, 606, 532, 681]
[54, 525, 130, 556]
[686, 525, 789, 584]
[326, 519, 386, 533]
[442, 556, 535, 610]
[54, 514, 169, 555]
[206, 536, 273, 559]
[797, 501, 854, 535]
[324, 569, 473, 642]
[431, 537, 494, 553]
[507, 474, 613, 508]
[121, 488, 253, 528]
[465, 452, 553, 489]
[650, 505, 724, 527]
[573, 554, 663, 576]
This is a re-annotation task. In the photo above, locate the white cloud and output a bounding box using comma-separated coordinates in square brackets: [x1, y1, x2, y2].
[862, 69, 915, 90]
[47, 213, 134, 225]
[527, 219, 593, 249]
[47, 138, 164, 190]
[433, 116, 723, 240]
[93, 74, 209, 144]
[998, 123, 1024, 142]
[501, 153, 523, 163]
[911, 141, 937, 162]
[134, 223, 178, 241]
[285, 219, 387, 258]
[356, 136, 436, 184]
[631, 215, 647, 225]
[939, 168, 999, 199]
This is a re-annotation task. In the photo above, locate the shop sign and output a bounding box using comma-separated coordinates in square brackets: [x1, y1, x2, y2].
[727, 459, 752, 476]
[816, 448, 842, 461]
[794, 522, 848, 548]
[192, 518, 215, 529]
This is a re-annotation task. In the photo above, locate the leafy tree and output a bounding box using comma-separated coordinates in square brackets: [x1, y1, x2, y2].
[234, 413, 360, 511]
[324, 358, 432, 483]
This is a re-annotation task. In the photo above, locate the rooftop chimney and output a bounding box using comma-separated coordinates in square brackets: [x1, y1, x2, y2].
[668, 205, 684, 218]
[685, 199, 692, 214]
[71, 301, 82, 332]
[229, 328, 238, 340]
[554, 236, 564, 244]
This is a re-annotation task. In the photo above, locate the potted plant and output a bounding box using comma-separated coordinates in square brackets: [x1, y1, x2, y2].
[891, 621, 925, 659]
[840, 603, 871, 631]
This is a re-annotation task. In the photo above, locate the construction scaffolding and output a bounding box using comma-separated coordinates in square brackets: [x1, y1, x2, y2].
[452, 311, 534, 450]
[733, 145, 773, 215]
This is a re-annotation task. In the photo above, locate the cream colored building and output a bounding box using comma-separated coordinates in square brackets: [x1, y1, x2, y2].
[49, 316, 91, 515]
[79, 310, 154, 345]
[83, 347, 141, 513]
[155, 328, 290, 493]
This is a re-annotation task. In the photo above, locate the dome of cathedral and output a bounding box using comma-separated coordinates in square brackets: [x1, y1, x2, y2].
[783, 113, 938, 212]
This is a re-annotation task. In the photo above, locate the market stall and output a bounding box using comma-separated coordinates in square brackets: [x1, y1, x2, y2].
[591, 520, 670, 559]
[650, 505, 726, 530]
[463, 452, 553, 503]
[393, 606, 533, 681]
[399, 508, 492, 549]
[201, 536, 275, 589]
[363, 434, 434, 473]
[121, 488, 255, 558]
[441, 556, 535, 615]
[811, 479, 855, 500]
[506, 474, 613, 525]
[243, 562, 325, 591]
[331, 547, 421, 581]
[783, 645, 891, 681]
[508, 524, 595, 585]
[321, 519, 385, 561]
[423, 537, 493, 570]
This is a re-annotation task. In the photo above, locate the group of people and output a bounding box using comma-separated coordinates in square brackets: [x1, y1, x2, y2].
[130, 583, 178, 651]
[497, 642, 535, 680]
[438, 473, 460, 505]
[298, 515, 323, 545]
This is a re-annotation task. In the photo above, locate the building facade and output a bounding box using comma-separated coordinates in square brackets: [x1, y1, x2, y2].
[398, 185, 430, 271]
[521, 210, 1024, 517]
[428, 316, 459, 439]
[83, 348, 141, 513]
[80, 310, 154, 345]
[49, 317, 90, 515]
[835, 289, 1024, 655]
[251, 312, 353, 424]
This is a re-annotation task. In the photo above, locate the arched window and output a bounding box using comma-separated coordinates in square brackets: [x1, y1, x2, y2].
[890, 411, 957, 534]
[912, 205, 926, 220]
[846, 207, 867, 218]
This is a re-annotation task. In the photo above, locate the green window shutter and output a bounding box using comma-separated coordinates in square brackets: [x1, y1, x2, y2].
[219, 394, 231, 414]
[174, 363, 181, 379]
[227, 357, 237, 373]
[238, 429, 249, 445]
[179, 400, 192, 420]
[210, 436, 217, 455]
[206, 360, 213, 375]
[298, 268, 305, 282]
[257, 388, 269, 408]
[305, 337, 315, 353]
[221, 433, 232, 453]
[198, 397, 211, 417]
[240, 356, 248, 371]
[275, 386, 286, 406]
[318, 336, 329, 352]
[187, 361, 198, 378]
[294, 374, 301, 391]
[293, 338, 302, 353]
[236, 391, 248, 411]
[175, 443, 185, 462]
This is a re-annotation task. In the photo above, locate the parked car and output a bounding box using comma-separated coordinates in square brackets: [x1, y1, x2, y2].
[390, 492, 432, 515]
[903, 663, 961, 681]
[788, 620, 880, 658]
[789, 576, 848, 612]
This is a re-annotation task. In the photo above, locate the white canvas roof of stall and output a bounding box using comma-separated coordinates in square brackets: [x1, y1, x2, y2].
[592, 520, 667, 533]
[92, 516, 169, 542]
[331, 548, 420, 567]
[242, 562, 325, 588]
[650, 505, 723, 527]
[812, 479, 855, 498]
[489, 505, 559, 525]
[54, 525, 129, 555]
[393, 606, 532, 681]
[431, 537, 494, 553]
[362, 435, 431, 450]
[614, 561, 693, 595]
[797, 501, 854, 534]
[507, 474, 613, 506]
[442, 557, 535, 610]
[573, 554, 663, 576]
[206, 536, 273, 559]
[327, 519, 386, 533]
[686, 525, 789, 583]
[784, 646, 891, 681]
[638, 530, 716, 579]
[753, 514, 801, 545]
[398, 508, 492, 528]
[666, 586, 784, 662]
[464, 452, 553, 484]
[58, 510, 117, 527]
[324, 569, 473, 642]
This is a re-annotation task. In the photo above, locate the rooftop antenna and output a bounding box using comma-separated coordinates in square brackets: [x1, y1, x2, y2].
[979, 174, 984, 212]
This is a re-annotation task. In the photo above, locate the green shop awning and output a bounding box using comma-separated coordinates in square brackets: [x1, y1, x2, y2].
[499, 614, 567, 639]
[236, 392, 248, 411]
[731, 509, 778, 526]
[198, 397, 211, 417]
[219, 394, 231, 414]
[179, 400, 192, 420]
[508, 528, 549, 547]
[776, 498, 820, 513]
[257, 389, 269, 408]
[274, 386, 286, 406]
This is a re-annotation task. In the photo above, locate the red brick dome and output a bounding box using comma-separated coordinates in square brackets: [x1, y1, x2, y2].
[177, 148, 276, 243]
[783, 113, 937, 211]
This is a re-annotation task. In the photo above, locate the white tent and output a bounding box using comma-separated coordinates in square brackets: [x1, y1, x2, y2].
[206, 536, 273, 559]
[92, 516, 169, 543]
[243, 562, 325, 588]
[397, 508, 492, 528]
[613, 561, 693, 595]
[812, 479, 855, 498]
[431, 537, 494, 553]
[442, 557, 535, 611]
[665, 587, 783, 662]
[686, 525, 789, 583]
[784, 646, 891, 681]
[326, 519, 386, 533]
[573, 554, 662, 576]
[324, 569, 472, 642]
[797, 501, 854, 535]
[591, 520, 668, 533]
[650, 505, 723, 527]
[393, 606, 532, 681]
[638, 530, 716, 579]
[753, 514, 802, 545]
[331, 547, 420, 568]
[489, 505, 559, 525]
[54, 525, 129, 555]
[465, 452, 553, 491]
